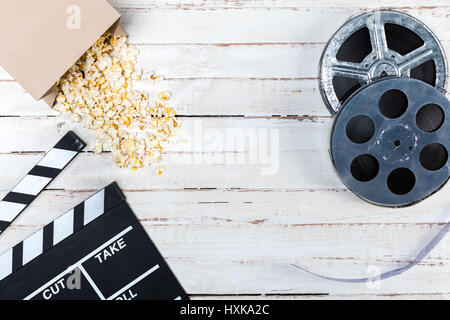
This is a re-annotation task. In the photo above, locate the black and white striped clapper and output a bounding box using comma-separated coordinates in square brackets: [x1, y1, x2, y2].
[0, 183, 188, 300]
[0, 131, 86, 233]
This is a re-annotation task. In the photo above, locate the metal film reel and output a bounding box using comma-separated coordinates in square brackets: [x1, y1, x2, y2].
[331, 77, 450, 207]
[320, 10, 447, 115]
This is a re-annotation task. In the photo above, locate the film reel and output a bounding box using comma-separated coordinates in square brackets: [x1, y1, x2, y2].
[331, 77, 450, 207]
[320, 10, 447, 115]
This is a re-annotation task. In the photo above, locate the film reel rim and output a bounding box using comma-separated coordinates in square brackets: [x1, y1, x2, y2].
[320, 10, 448, 115]
[330, 77, 450, 207]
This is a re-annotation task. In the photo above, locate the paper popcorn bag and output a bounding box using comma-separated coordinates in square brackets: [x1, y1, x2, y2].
[0, 0, 124, 107]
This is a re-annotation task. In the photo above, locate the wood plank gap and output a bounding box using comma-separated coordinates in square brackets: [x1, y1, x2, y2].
[38, 187, 348, 193]
[132, 42, 326, 46]
[189, 293, 330, 297]
[116, 6, 449, 11]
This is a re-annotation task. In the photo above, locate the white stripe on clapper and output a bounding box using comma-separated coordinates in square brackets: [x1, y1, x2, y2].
[23, 229, 44, 265]
[0, 201, 27, 223]
[53, 209, 74, 245]
[0, 249, 12, 280]
[84, 189, 105, 225]
[38, 149, 77, 169]
[12, 175, 52, 196]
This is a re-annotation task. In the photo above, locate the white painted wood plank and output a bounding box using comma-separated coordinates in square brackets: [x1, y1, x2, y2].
[109, 0, 450, 9]
[2, 187, 449, 229]
[0, 150, 340, 190]
[0, 82, 55, 116]
[168, 258, 450, 294]
[192, 293, 450, 300]
[119, 8, 352, 44]
[0, 43, 323, 80]
[0, 7, 448, 81]
[0, 116, 341, 188]
[3, 75, 450, 117]
[2, 41, 450, 81]
[133, 44, 321, 79]
[0, 116, 330, 152]
[143, 223, 444, 266]
[116, 7, 450, 44]
[0, 79, 324, 117]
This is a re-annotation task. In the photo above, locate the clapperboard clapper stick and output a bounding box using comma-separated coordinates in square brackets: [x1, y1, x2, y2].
[0, 131, 86, 233]
[0, 182, 188, 300]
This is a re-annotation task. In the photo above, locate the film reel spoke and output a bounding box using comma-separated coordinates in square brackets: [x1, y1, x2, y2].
[331, 60, 370, 82]
[399, 45, 434, 74]
[367, 13, 389, 59]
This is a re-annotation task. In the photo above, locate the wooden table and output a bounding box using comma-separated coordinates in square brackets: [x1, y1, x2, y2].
[0, 0, 450, 299]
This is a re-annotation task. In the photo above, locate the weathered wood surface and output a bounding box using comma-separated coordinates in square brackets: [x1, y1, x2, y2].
[0, 0, 449, 299]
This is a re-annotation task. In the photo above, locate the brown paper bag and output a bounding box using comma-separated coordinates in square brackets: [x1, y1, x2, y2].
[0, 0, 124, 107]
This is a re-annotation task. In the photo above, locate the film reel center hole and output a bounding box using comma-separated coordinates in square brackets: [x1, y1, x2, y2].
[350, 154, 379, 182]
[379, 89, 408, 118]
[420, 143, 448, 171]
[416, 104, 445, 132]
[387, 168, 416, 195]
[346, 115, 375, 144]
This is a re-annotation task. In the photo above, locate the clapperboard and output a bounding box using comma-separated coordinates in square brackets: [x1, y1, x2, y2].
[0, 131, 86, 233]
[0, 133, 188, 300]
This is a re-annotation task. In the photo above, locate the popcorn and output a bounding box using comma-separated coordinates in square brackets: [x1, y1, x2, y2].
[121, 139, 136, 153]
[55, 32, 180, 172]
[157, 165, 166, 176]
[71, 113, 82, 123]
[158, 91, 171, 101]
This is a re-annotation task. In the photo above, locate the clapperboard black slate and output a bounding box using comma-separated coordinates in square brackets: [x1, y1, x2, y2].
[0, 183, 188, 300]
